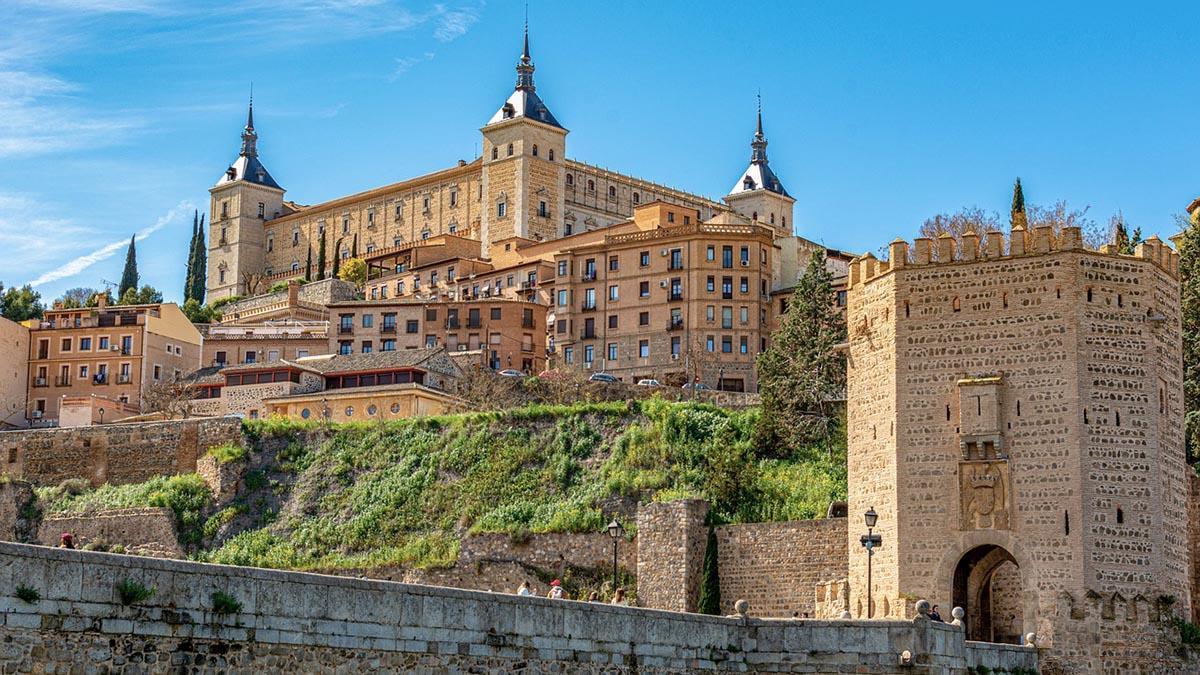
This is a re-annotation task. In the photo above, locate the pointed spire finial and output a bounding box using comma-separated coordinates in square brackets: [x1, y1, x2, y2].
[750, 92, 768, 164]
[515, 9, 536, 91]
[523, 2, 530, 60]
[240, 86, 259, 158]
[246, 83, 255, 130]
[756, 90, 762, 136]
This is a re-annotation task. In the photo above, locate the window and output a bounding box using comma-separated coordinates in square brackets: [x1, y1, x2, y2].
[539, 201, 548, 217]
[121, 336, 132, 354]
[532, 144, 538, 157]
[406, 319, 419, 334]
[669, 278, 682, 299]
[740, 307, 749, 324]
[567, 174, 574, 186]
[80, 337, 91, 351]
[492, 146, 498, 160]
[449, 191, 458, 207]
[587, 179, 595, 191]
[639, 311, 649, 326]
[640, 251, 650, 266]
[507, 143, 514, 156]
[639, 281, 650, 298]
[497, 202, 507, 218]
[669, 249, 683, 270]
[722, 336, 733, 353]
[667, 212, 675, 223]
[722, 276, 733, 299]
[584, 345, 594, 363]
[740, 277, 749, 294]
[361, 341, 373, 354]
[558, 261, 568, 276]
[633, 192, 640, 204]
[584, 258, 596, 279]
[153, 365, 162, 380]
[609, 285, 619, 301]
[267, 236, 275, 252]
[740, 246, 749, 265]
[564, 347, 574, 364]
[584, 288, 596, 309]
[243, 351, 256, 364]
[221, 201, 229, 218]
[671, 337, 681, 356]
[722, 307, 733, 329]
[557, 289, 568, 306]
[707, 276, 715, 293]
[639, 340, 649, 358]
[740, 336, 749, 354]
[609, 256, 619, 271]
[608, 315, 618, 329]
[608, 186, 616, 198]
[362, 314, 374, 328]
[549, 148, 555, 161]
[706, 305, 715, 321]
[61, 338, 71, 352]
[557, 319, 567, 334]
[79, 365, 88, 378]
[608, 343, 618, 361]
[490, 307, 502, 320]
[98, 337, 109, 350]
[706, 336, 715, 352]
[342, 216, 350, 233]
[722, 246, 733, 268]
[706, 245, 715, 261]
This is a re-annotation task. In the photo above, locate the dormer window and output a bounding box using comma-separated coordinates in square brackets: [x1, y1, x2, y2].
[743, 176, 756, 190]
[502, 102, 515, 119]
[226, 167, 236, 181]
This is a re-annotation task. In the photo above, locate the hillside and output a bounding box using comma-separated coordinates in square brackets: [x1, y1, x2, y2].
[36, 398, 846, 572]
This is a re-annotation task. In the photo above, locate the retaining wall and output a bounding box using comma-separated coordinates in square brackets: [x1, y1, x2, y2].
[0, 542, 1037, 674]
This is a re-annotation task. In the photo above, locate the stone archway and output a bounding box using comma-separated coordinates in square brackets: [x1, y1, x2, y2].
[952, 544, 1023, 643]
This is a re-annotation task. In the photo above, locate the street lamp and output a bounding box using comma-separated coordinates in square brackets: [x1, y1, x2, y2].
[860, 507, 881, 618]
[97, 408, 105, 425]
[606, 519, 624, 591]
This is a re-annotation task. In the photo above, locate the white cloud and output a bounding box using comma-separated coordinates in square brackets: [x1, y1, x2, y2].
[433, 5, 480, 42]
[26, 200, 193, 287]
[388, 52, 436, 81]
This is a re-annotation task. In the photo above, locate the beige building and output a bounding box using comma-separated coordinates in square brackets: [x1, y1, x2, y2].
[0, 317, 30, 429]
[25, 298, 201, 425]
[845, 227, 1189, 671]
[265, 383, 456, 423]
[201, 320, 329, 368]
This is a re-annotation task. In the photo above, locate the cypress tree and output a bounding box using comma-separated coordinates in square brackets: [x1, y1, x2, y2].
[118, 235, 139, 298]
[316, 230, 327, 281]
[191, 214, 206, 305]
[184, 211, 198, 302]
[351, 232, 358, 258]
[305, 243, 313, 282]
[332, 237, 343, 278]
[1010, 178, 1028, 229]
[1178, 214, 1200, 461]
[697, 526, 721, 615]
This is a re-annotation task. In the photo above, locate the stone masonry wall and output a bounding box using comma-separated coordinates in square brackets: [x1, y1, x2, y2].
[0, 479, 34, 541]
[0, 417, 243, 487]
[635, 499, 709, 613]
[0, 541, 1038, 674]
[36, 507, 181, 558]
[459, 531, 637, 575]
[714, 518, 848, 618]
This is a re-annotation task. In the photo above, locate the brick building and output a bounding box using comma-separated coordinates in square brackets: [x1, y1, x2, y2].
[845, 227, 1190, 671]
[25, 298, 201, 426]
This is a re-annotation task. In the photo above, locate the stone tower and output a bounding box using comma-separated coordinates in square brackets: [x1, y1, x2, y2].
[845, 227, 1191, 671]
[208, 97, 286, 300]
[724, 96, 794, 238]
[479, 22, 566, 250]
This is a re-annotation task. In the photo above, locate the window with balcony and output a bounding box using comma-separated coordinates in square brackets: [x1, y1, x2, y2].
[669, 249, 683, 270]
[583, 259, 596, 280]
[669, 278, 682, 301]
[338, 314, 354, 334]
[120, 336, 133, 355]
[583, 288, 596, 311]
[382, 313, 397, 332]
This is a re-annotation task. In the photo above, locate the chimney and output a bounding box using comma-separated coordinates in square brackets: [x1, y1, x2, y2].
[287, 279, 300, 307]
[95, 292, 107, 309]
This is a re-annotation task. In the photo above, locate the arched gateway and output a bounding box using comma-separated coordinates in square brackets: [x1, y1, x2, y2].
[952, 545, 1023, 643]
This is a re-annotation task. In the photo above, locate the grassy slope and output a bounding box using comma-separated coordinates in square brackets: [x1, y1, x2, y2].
[38, 398, 847, 571]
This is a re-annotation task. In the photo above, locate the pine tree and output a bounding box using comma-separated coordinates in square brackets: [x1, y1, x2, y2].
[755, 251, 847, 456]
[305, 243, 313, 282]
[696, 527, 721, 615]
[118, 235, 139, 298]
[1177, 213, 1200, 461]
[191, 214, 206, 305]
[316, 230, 327, 281]
[1010, 178, 1028, 229]
[184, 211, 198, 302]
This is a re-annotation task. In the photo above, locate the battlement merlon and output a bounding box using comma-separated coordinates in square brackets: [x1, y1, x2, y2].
[848, 226, 1180, 287]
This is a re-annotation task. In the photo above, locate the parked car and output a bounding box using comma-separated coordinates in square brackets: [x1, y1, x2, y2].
[681, 382, 712, 391]
[636, 379, 662, 387]
[497, 369, 526, 378]
[588, 372, 619, 383]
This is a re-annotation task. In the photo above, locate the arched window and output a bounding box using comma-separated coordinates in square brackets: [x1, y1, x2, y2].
[608, 186, 616, 198]
[532, 144, 538, 157]
[507, 143, 513, 156]
[587, 179, 595, 191]
[291, 261, 300, 272]
[633, 192, 640, 204]
[752, 211, 758, 221]
[491, 147, 498, 160]
[548, 149, 555, 161]
[566, 174, 574, 186]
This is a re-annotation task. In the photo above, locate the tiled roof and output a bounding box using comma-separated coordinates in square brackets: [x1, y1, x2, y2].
[293, 347, 445, 374]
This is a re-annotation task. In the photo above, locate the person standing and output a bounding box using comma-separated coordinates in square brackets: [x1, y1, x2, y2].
[610, 587, 628, 606]
[930, 605, 944, 622]
[547, 579, 564, 599]
[516, 581, 532, 596]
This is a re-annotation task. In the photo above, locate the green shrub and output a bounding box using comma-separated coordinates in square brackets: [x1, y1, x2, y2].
[206, 443, 247, 465]
[211, 590, 243, 614]
[1176, 617, 1200, 645]
[116, 578, 154, 605]
[15, 584, 39, 604]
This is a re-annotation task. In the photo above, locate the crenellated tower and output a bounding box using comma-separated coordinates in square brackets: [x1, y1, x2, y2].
[479, 21, 567, 249]
[725, 96, 794, 238]
[208, 96, 286, 300]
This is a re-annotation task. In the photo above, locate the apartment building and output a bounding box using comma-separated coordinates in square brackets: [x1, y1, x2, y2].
[200, 320, 330, 368]
[552, 202, 777, 391]
[329, 298, 547, 374]
[26, 298, 201, 425]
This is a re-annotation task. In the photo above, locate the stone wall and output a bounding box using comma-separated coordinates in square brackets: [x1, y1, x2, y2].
[714, 518, 847, 618]
[635, 499, 709, 613]
[0, 479, 34, 541]
[0, 541, 1038, 674]
[36, 507, 181, 558]
[0, 417, 243, 487]
[1192, 472, 1200, 623]
[459, 531, 637, 574]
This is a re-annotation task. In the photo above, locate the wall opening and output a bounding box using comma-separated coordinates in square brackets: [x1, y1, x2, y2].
[952, 545, 1023, 644]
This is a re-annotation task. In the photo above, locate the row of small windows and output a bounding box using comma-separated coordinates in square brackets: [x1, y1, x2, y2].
[924, 287, 1130, 316]
[491, 143, 555, 161]
[556, 246, 764, 276]
[561, 333, 757, 365]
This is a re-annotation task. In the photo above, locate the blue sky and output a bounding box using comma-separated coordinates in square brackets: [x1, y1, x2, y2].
[2, 1, 1197, 304]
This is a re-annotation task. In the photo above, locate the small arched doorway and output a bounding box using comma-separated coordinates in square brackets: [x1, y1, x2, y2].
[952, 544, 1023, 643]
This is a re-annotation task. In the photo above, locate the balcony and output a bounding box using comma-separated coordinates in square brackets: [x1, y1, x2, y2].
[116, 374, 132, 384]
[669, 292, 684, 302]
[120, 347, 133, 355]
[445, 319, 461, 329]
[522, 319, 535, 329]
[581, 330, 597, 340]
[338, 325, 354, 335]
[467, 320, 482, 329]
[668, 262, 685, 271]
[581, 272, 597, 282]
[32, 377, 47, 388]
[92, 375, 107, 385]
[381, 325, 397, 334]
[581, 303, 597, 312]
[667, 318, 684, 331]
[54, 377, 71, 387]
[722, 292, 733, 300]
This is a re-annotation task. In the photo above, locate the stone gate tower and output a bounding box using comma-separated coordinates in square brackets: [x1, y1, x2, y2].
[845, 226, 1191, 671]
[208, 98, 286, 300]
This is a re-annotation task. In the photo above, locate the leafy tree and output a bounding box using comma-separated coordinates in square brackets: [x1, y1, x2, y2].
[57, 287, 101, 309]
[0, 283, 44, 321]
[338, 258, 368, 290]
[181, 298, 220, 324]
[919, 206, 1002, 245]
[305, 243, 313, 282]
[118, 236, 139, 297]
[1177, 213, 1200, 462]
[316, 230, 327, 281]
[117, 284, 163, 306]
[1010, 177, 1027, 228]
[755, 251, 847, 457]
[697, 526, 721, 615]
[86, 289, 113, 307]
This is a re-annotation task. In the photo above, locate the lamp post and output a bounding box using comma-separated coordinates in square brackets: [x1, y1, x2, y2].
[97, 408, 105, 425]
[606, 519, 623, 591]
[860, 507, 881, 618]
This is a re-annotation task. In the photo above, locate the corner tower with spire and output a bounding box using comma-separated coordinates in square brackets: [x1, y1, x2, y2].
[725, 96, 795, 238]
[480, 17, 567, 249]
[207, 93, 287, 300]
